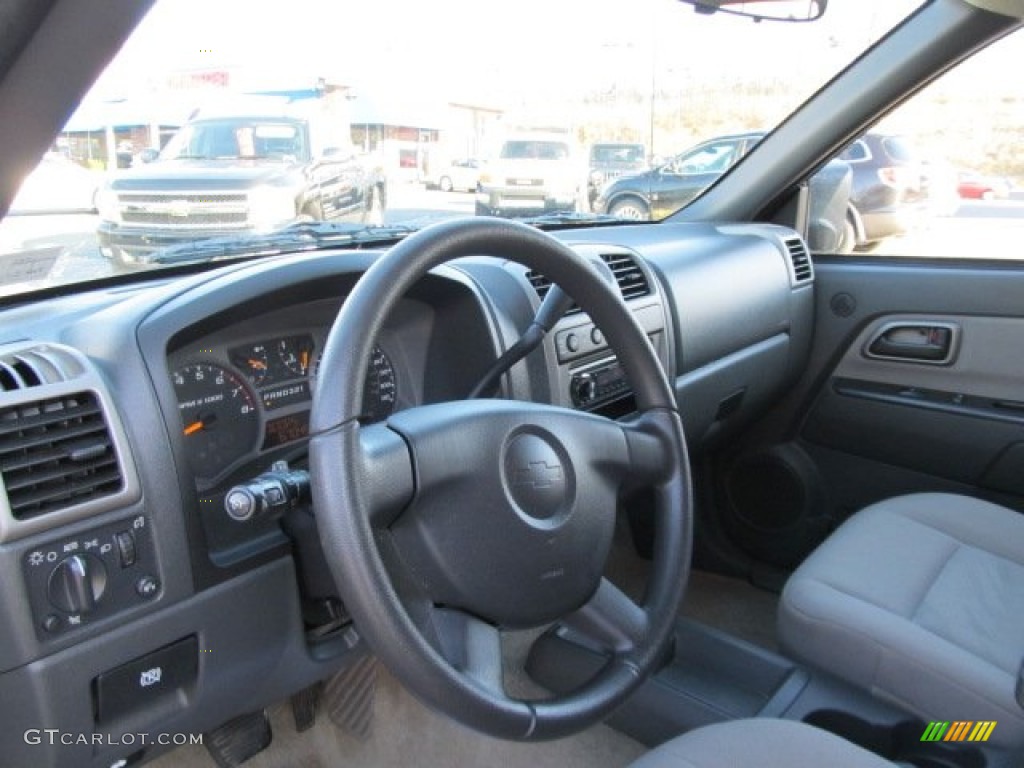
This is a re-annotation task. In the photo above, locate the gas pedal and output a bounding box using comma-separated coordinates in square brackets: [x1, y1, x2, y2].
[323, 654, 378, 741]
[290, 682, 321, 732]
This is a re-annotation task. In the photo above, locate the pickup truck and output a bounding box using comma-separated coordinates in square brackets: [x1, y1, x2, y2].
[96, 110, 386, 266]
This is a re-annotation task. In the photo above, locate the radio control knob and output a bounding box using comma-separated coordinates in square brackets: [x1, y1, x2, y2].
[572, 373, 597, 404]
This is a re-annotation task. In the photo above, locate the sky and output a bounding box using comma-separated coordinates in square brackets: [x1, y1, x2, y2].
[92, 0, 925, 103]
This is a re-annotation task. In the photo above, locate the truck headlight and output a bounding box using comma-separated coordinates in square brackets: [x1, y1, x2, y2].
[248, 186, 297, 230]
[95, 186, 120, 223]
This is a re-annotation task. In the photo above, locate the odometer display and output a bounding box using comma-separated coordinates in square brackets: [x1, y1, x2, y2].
[173, 362, 260, 478]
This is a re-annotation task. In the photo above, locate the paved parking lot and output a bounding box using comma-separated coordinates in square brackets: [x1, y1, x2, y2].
[2, 184, 1022, 297]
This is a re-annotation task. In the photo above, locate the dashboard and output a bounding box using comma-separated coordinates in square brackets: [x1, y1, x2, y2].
[0, 221, 814, 767]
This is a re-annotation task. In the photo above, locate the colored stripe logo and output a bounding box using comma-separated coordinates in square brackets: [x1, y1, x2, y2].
[920, 721, 997, 742]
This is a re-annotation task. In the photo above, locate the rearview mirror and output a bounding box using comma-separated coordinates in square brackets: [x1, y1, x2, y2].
[679, 0, 827, 22]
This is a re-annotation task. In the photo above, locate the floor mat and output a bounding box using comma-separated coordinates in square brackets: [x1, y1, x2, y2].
[681, 570, 780, 651]
[147, 664, 645, 768]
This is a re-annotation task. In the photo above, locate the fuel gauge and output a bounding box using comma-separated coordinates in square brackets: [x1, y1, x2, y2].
[278, 335, 315, 378]
[230, 343, 271, 386]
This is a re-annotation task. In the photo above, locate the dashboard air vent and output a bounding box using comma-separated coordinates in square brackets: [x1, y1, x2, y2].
[0, 392, 123, 521]
[784, 237, 813, 283]
[527, 250, 651, 310]
[0, 346, 83, 392]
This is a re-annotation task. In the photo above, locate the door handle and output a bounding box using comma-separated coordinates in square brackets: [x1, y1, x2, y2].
[866, 323, 957, 364]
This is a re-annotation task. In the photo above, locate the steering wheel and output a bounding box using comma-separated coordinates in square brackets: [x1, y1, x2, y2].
[309, 217, 692, 740]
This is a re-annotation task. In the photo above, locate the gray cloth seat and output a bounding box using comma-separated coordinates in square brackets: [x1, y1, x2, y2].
[629, 718, 894, 768]
[779, 492, 1024, 748]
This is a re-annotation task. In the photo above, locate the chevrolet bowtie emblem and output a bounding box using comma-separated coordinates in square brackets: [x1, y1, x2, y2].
[512, 460, 563, 489]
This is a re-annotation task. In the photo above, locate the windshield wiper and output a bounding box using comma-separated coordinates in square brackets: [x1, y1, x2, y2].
[517, 211, 625, 227]
[152, 221, 418, 265]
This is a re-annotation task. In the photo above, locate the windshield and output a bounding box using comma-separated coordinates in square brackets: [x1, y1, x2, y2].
[499, 141, 572, 161]
[160, 119, 309, 161]
[0, 0, 925, 297]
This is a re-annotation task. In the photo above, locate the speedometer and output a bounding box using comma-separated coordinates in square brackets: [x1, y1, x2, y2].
[363, 346, 397, 423]
[173, 362, 260, 478]
[314, 344, 397, 424]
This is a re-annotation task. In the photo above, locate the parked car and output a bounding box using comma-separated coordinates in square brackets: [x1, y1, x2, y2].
[596, 130, 938, 251]
[586, 142, 647, 208]
[837, 132, 937, 250]
[957, 170, 1012, 199]
[8, 153, 101, 213]
[475, 134, 583, 217]
[594, 132, 764, 220]
[96, 107, 386, 266]
[424, 158, 480, 192]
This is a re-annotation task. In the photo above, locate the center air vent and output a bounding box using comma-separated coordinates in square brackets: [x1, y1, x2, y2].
[527, 250, 651, 311]
[0, 392, 123, 521]
[784, 237, 813, 284]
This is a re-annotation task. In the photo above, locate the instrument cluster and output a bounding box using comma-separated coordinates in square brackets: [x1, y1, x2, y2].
[171, 330, 397, 482]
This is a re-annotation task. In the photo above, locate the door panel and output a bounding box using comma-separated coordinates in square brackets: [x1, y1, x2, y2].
[798, 261, 1024, 516]
[707, 258, 1024, 572]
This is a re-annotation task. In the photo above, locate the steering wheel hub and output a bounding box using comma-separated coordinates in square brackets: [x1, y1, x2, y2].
[503, 430, 573, 524]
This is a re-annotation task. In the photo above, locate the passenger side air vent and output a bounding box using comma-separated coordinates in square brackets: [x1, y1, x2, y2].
[527, 249, 651, 310]
[0, 392, 123, 521]
[0, 346, 84, 392]
[784, 237, 813, 284]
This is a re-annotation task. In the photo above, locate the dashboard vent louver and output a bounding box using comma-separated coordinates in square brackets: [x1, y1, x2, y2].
[0, 346, 82, 392]
[0, 392, 123, 521]
[527, 251, 651, 311]
[784, 237, 813, 283]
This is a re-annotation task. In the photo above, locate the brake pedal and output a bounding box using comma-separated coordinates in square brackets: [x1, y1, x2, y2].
[203, 709, 272, 768]
[323, 654, 378, 741]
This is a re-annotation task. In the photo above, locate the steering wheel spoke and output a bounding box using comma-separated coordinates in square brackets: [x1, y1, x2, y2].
[357, 422, 415, 528]
[618, 410, 682, 491]
[430, 607, 506, 695]
[562, 578, 649, 655]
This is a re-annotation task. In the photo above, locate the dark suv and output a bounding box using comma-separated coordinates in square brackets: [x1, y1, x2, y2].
[837, 132, 941, 250]
[595, 130, 937, 251]
[594, 132, 763, 220]
[586, 142, 647, 208]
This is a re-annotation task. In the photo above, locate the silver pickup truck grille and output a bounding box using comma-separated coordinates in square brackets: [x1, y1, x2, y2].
[116, 191, 249, 229]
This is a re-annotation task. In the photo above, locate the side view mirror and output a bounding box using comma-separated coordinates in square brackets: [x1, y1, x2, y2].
[135, 148, 159, 165]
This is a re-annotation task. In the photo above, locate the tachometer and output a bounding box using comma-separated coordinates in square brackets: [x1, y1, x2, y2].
[173, 362, 260, 478]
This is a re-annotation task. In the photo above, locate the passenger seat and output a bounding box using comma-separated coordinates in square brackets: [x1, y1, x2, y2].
[778, 492, 1024, 748]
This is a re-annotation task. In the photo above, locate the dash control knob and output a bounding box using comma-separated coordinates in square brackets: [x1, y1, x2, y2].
[48, 553, 108, 614]
[571, 373, 597, 405]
